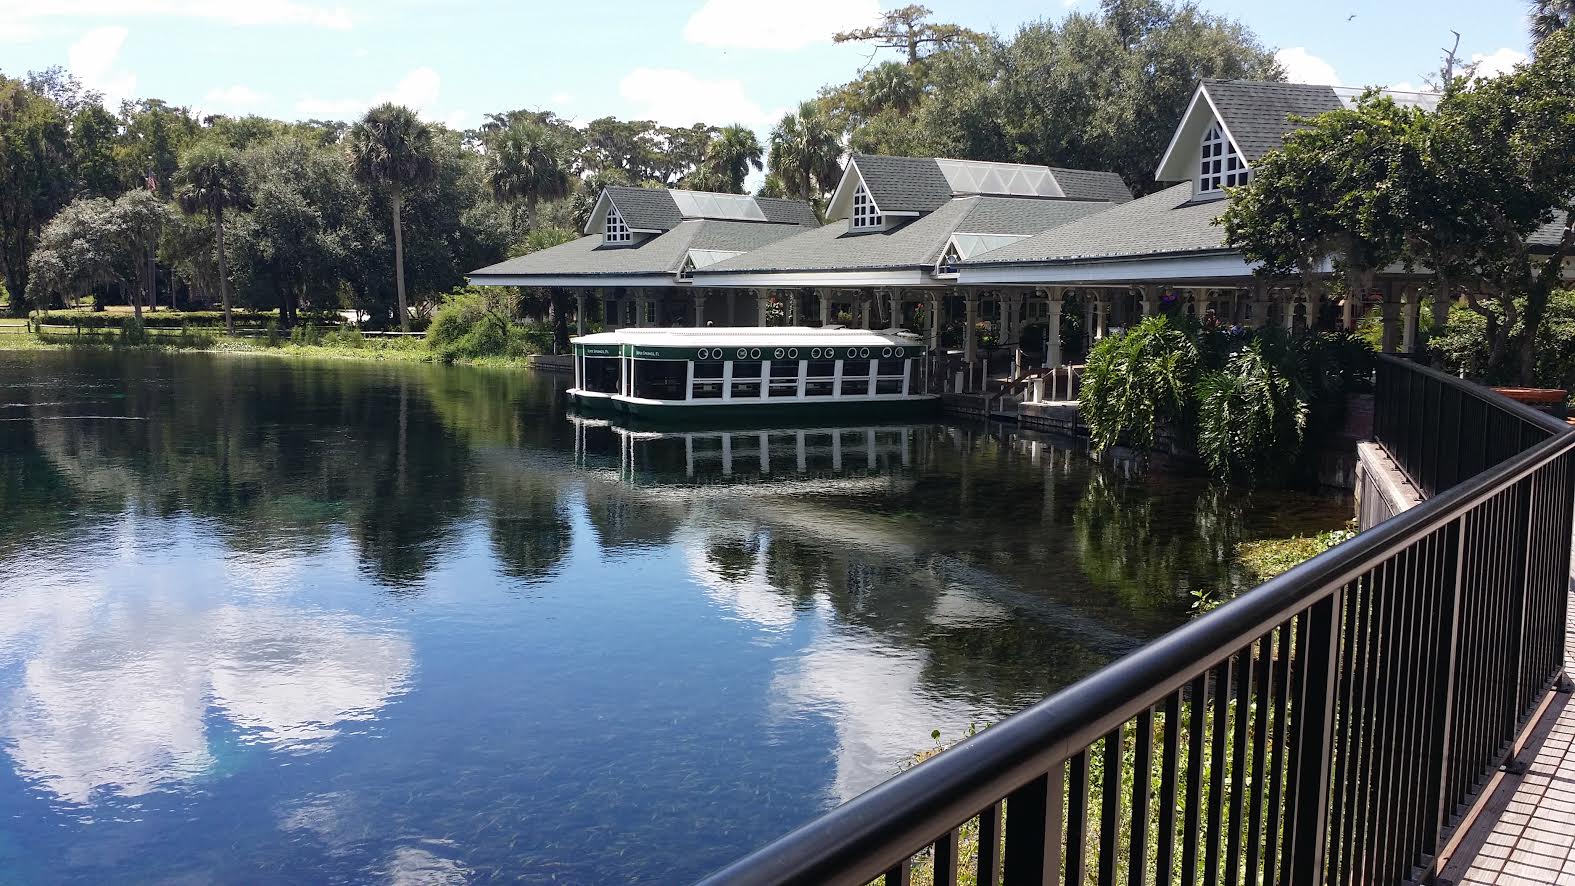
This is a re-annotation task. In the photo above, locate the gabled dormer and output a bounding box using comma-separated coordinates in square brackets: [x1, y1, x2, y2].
[1156, 80, 1346, 201]
[826, 154, 1132, 234]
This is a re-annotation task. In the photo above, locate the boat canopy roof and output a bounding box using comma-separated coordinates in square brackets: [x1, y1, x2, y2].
[571, 326, 924, 351]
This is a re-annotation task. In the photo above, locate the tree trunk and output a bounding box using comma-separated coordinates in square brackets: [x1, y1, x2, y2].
[3, 267, 26, 318]
[526, 196, 537, 234]
[216, 207, 233, 334]
[393, 191, 409, 333]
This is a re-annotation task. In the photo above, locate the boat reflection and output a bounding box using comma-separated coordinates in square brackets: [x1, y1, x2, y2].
[568, 414, 923, 488]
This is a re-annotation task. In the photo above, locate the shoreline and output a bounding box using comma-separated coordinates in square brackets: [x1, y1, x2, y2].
[0, 333, 543, 370]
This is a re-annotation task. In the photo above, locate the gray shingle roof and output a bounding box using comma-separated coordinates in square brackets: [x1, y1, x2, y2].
[1531, 212, 1570, 248]
[967, 183, 1227, 265]
[852, 154, 954, 214]
[755, 196, 820, 226]
[696, 195, 1116, 276]
[1048, 167, 1133, 203]
[469, 219, 812, 280]
[1202, 80, 1343, 163]
[605, 186, 683, 231]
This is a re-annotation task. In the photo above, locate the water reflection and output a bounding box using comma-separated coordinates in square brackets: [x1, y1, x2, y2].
[0, 350, 1348, 883]
[0, 572, 411, 805]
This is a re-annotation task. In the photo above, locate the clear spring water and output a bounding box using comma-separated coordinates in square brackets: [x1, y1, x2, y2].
[0, 349, 1349, 884]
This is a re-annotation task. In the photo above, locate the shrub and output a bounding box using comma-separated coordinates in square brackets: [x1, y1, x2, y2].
[322, 326, 365, 348]
[1431, 291, 1575, 390]
[1081, 315, 1201, 453]
[427, 290, 547, 362]
[120, 317, 148, 345]
[1195, 337, 1307, 481]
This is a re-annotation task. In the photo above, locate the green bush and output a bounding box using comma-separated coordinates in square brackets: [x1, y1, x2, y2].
[1081, 315, 1201, 453]
[322, 326, 365, 348]
[1083, 317, 1372, 485]
[1431, 291, 1575, 390]
[427, 291, 550, 363]
[1195, 337, 1307, 481]
[120, 317, 148, 345]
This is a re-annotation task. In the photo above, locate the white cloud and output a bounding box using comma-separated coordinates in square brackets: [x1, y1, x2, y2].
[205, 84, 269, 110]
[1275, 47, 1340, 86]
[549, 92, 574, 107]
[619, 67, 772, 128]
[1386, 81, 1426, 94]
[296, 66, 443, 120]
[683, 0, 879, 50]
[68, 25, 136, 109]
[0, 0, 350, 38]
[1472, 47, 1528, 79]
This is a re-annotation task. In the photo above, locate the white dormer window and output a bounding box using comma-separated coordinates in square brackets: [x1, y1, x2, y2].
[1199, 124, 1248, 194]
[605, 204, 631, 243]
[936, 243, 961, 276]
[851, 182, 882, 231]
[678, 255, 695, 280]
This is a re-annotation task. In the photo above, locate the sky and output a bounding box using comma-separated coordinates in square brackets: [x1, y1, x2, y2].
[0, 0, 1539, 136]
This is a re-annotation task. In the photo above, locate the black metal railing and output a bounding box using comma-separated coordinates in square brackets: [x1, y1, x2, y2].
[698, 354, 1575, 886]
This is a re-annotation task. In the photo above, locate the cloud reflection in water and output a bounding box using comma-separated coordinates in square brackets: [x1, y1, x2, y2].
[0, 578, 412, 805]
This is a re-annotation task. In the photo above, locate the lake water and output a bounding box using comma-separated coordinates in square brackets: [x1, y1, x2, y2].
[0, 350, 1348, 884]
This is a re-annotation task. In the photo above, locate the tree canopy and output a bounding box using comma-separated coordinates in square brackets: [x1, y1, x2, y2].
[1223, 28, 1575, 383]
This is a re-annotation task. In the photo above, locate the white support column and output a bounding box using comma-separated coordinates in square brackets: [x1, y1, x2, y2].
[927, 294, 943, 350]
[727, 289, 736, 326]
[1093, 292, 1109, 340]
[860, 292, 874, 329]
[634, 292, 647, 328]
[1141, 285, 1160, 318]
[889, 289, 902, 331]
[788, 290, 801, 326]
[819, 290, 833, 326]
[1042, 287, 1065, 370]
[1431, 284, 1453, 334]
[1250, 284, 1269, 330]
[692, 290, 707, 328]
[1380, 283, 1402, 354]
[575, 290, 587, 336]
[1342, 293, 1356, 331]
[964, 289, 980, 368]
[1401, 288, 1421, 353]
[755, 289, 770, 327]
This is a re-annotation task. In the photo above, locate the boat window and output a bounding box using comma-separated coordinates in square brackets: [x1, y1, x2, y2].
[876, 378, 904, 394]
[692, 375, 725, 399]
[804, 380, 835, 397]
[840, 359, 872, 397]
[582, 357, 620, 393]
[693, 361, 725, 379]
[876, 358, 905, 377]
[633, 360, 687, 401]
[768, 360, 800, 397]
[730, 360, 764, 399]
[806, 359, 836, 379]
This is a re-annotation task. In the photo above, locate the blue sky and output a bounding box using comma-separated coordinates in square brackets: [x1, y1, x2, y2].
[0, 0, 1538, 134]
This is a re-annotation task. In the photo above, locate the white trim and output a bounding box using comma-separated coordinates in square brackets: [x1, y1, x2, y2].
[469, 274, 678, 288]
[690, 269, 934, 288]
[960, 252, 1261, 284]
[583, 190, 614, 235]
[1153, 85, 1249, 184]
[824, 159, 865, 222]
[604, 203, 632, 243]
[850, 181, 884, 231]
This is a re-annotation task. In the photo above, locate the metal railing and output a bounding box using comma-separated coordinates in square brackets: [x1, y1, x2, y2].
[698, 354, 1575, 886]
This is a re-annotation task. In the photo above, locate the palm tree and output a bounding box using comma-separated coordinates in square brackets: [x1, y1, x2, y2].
[700, 125, 764, 194]
[347, 103, 436, 333]
[767, 101, 843, 205]
[1529, 0, 1575, 48]
[174, 142, 251, 333]
[863, 61, 920, 115]
[484, 121, 573, 237]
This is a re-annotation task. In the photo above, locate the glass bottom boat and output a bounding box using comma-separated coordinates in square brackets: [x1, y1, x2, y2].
[568, 327, 939, 420]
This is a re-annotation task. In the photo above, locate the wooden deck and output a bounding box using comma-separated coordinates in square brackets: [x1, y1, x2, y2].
[1441, 553, 1575, 885]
